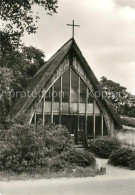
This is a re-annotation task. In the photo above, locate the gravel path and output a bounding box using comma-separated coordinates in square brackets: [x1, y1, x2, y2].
[0, 158, 134, 195]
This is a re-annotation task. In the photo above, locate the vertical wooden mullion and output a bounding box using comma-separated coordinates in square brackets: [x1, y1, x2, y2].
[34, 101, 37, 125]
[101, 114, 104, 138]
[68, 68, 71, 132]
[42, 96, 45, 125]
[85, 87, 88, 135]
[51, 86, 54, 123]
[69, 68, 71, 114]
[34, 113, 36, 126]
[93, 99, 96, 140]
[77, 76, 80, 144]
[59, 76, 62, 124]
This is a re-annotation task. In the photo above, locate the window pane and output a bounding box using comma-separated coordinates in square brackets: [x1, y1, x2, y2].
[53, 78, 60, 112]
[79, 116, 85, 143]
[80, 79, 86, 103]
[45, 87, 52, 113]
[36, 114, 42, 124]
[70, 69, 78, 113]
[87, 104, 93, 113]
[70, 116, 78, 135]
[62, 69, 70, 112]
[95, 103, 100, 114]
[87, 116, 93, 136]
[45, 87, 52, 101]
[103, 119, 108, 136]
[45, 114, 51, 124]
[53, 115, 59, 125]
[62, 69, 70, 102]
[36, 100, 43, 113]
[71, 69, 78, 103]
[61, 115, 69, 130]
[88, 90, 94, 103]
[70, 103, 78, 113]
[54, 78, 60, 102]
[80, 79, 86, 113]
[95, 116, 101, 136]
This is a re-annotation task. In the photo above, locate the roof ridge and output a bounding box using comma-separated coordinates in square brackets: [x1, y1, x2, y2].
[33, 38, 74, 78]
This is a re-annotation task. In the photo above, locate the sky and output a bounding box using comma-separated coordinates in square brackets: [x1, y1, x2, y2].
[22, 0, 135, 95]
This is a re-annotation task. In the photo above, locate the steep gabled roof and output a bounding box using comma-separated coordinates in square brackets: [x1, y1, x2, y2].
[10, 38, 122, 128]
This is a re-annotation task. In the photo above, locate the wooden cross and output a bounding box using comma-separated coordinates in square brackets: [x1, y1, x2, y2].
[67, 20, 80, 38]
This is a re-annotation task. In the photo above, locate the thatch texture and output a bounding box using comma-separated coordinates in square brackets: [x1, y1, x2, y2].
[10, 38, 122, 128]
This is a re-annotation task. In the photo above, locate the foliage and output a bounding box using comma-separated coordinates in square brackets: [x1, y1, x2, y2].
[49, 157, 69, 172]
[100, 76, 135, 117]
[121, 117, 135, 128]
[0, 67, 13, 123]
[0, 45, 45, 123]
[42, 124, 74, 156]
[59, 148, 96, 167]
[89, 137, 121, 158]
[108, 147, 135, 170]
[0, 124, 73, 172]
[0, 0, 58, 47]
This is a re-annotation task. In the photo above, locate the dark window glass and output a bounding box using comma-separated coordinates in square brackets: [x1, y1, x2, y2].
[70, 115, 78, 135]
[79, 116, 85, 143]
[36, 114, 43, 124]
[62, 69, 70, 102]
[80, 79, 86, 103]
[53, 115, 59, 125]
[95, 116, 101, 136]
[88, 90, 94, 103]
[87, 116, 93, 137]
[71, 69, 79, 103]
[45, 114, 51, 124]
[103, 119, 108, 136]
[61, 115, 69, 130]
[45, 87, 52, 101]
[45, 87, 52, 113]
[79, 116, 85, 131]
[53, 78, 61, 113]
[80, 78, 86, 113]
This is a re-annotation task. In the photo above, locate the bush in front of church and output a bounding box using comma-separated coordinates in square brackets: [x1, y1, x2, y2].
[88, 137, 121, 158]
[58, 148, 96, 167]
[108, 147, 135, 170]
[0, 124, 74, 172]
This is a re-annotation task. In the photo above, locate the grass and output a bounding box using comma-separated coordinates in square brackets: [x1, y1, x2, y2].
[0, 166, 103, 181]
[117, 129, 135, 147]
[121, 117, 135, 128]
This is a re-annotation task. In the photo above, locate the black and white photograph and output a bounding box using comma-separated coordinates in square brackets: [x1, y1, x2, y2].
[0, 0, 135, 194]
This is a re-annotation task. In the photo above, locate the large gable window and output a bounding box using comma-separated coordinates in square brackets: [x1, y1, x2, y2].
[32, 67, 108, 142]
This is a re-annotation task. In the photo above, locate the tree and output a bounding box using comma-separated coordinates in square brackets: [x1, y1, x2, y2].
[100, 76, 135, 116]
[0, 46, 45, 123]
[0, 0, 58, 48]
[0, 67, 13, 124]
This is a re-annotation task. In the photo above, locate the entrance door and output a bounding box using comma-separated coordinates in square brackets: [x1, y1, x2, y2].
[79, 116, 85, 143]
[70, 115, 78, 144]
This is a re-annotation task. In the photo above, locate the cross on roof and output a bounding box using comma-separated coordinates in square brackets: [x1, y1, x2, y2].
[67, 20, 80, 38]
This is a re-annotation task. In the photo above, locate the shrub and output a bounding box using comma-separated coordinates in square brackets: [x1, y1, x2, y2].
[59, 148, 96, 167]
[49, 157, 69, 172]
[89, 137, 121, 158]
[108, 147, 135, 170]
[43, 124, 73, 154]
[0, 124, 73, 172]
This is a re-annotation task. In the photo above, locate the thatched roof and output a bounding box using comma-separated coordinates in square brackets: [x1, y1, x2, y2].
[10, 38, 122, 128]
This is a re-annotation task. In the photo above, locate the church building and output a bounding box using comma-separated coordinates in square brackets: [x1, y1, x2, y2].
[11, 38, 122, 145]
